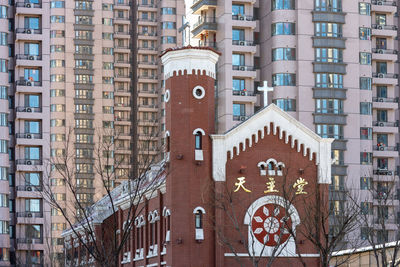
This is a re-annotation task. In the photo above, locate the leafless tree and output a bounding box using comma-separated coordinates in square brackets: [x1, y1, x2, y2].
[39, 127, 165, 267]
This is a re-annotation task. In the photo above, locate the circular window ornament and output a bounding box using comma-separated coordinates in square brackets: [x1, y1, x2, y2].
[192, 86, 205, 99]
[164, 89, 170, 103]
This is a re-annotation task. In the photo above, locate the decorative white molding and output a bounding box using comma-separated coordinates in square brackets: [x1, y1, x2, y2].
[164, 90, 170, 102]
[224, 253, 320, 258]
[192, 85, 205, 99]
[193, 206, 206, 214]
[192, 128, 205, 135]
[161, 48, 220, 79]
[211, 104, 334, 184]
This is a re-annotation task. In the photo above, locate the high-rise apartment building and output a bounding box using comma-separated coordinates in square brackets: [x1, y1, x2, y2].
[0, 0, 184, 266]
[190, 0, 399, 246]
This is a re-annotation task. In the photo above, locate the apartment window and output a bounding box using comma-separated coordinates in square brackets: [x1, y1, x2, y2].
[273, 99, 296, 111]
[232, 4, 244, 15]
[103, 106, 114, 114]
[232, 79, 245, 91]
[0, 6, 7, 18]
[272, 0, 295, 10]
[0, 113, 6, 127]
[102, 33, 113, 40]
[376, 14, 386, 26]
[0, 248, 9, 261]
[51, 178, 65, 186]
[50, 15, 64, 23]
[51, 208, 63, 216]
[272, 22, 296, 35]
[315, 48, 342, 63]
[103, 91, 114, 99]
[75, 104, 93, 114]
[315, 22, 342, 37]
[0, 140, 7, 153]
[0, 33, 7, 46]
[315, 99, 343, 114]
[316, 124, 343, 139]
[0, 59, 7, 73]
[76, 164, 93, 174]
[376, 62, 387, 74]
[0, 221, 8, 234]
[75, 119, 93, 128]
[102, 77, 114, 84]
[75, 1, 93, 10]
[162, 22, 176, 29]
[360, 77, 372, 90]
[161, 7, 176, 15]
[50, 119, 65, 127]
[102, 18, 113, 26]
[53, 193, 66, 201]
[315, 73, 343, 88]
[233, 104, 245, 116]
[272, 73, 296, 86]
[272, 48, 296, 61]
[50, 45, 64, 52]
[103, 47, 114, 55]
[0, 87, 5, 100]
[75, 30, 92, 40]
[76, 134, 93, 144]
[50, 60, 65, 68]
[103, 121, 114, 128]
[0, 167, 7, 181]
[75, 16, 92, 25]
[360, 177, 372, 190]
[50, 89, 65, 97]
[51, 223, 66, 231]
[75, 60, 93, 69]
[50, 1, 64, 8]
[103, 62, 113, 70]
[360, 202, 372, 215]
[360, 102, 372, 115]
[377, 110, 387, 122]
[103, 3, 113, 10]
[50, 104, 65, 112]
[50, 134, 65, 142]
[50, 74, 65, 82]
[232, 54, 245, 66]
[161, 36, 176, 44]
[0, 194, 7, 207]
[315, 0, 341, 12]
[75, 45, 92, 54]
[359, 27, 371, 40]
[359, 3, 371, 15]
[360, 127, 372, 140]
[360, 152, 373, 165]
[50, 30, 65, 38]
[75, 74, 93, 84]
[360, 52, 372, 65]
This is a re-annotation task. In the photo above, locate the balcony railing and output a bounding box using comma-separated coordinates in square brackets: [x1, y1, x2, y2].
[16, 28, 42, 34]
[373, 121, 398, 127]
[16, 80, 42, 86]
[16, 54, 42, 60]
[232, 14, 255, 21]
[138, 3, 156, 7]
[139, 104, 158, 108]
[372, 0, 397, 6]
[16, 185, 43, 192]
[193, 16, 216, 29]
[139, 119, 158, 123]
[16, 211, 43, 218]
[138, 32, 157, 36]
[372, 48, 398, 54]
[372, 73, 398, 78]
[16, 133, 42, 139]
[16, 107, 42, 113]
[17, 238, 43, 244]
[16, 1, 42, 8]
[199, 41, 217, 49]
[138, 75, 157, 79]
[232, 40, 256, 46]
[232, 65, 255, 71]
[373, 97, 398, 103]
[373, 145, 398, 151]
[372, 24, 398, 30]
[138, 61, 157, 65]
[374, 218, 396, 224]
[232, 90, 255, 96]
[16, 159, 43, 165]
[373, 169, 397, 175]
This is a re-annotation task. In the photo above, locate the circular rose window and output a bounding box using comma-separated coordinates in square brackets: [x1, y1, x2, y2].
[251, 204, 292, 247]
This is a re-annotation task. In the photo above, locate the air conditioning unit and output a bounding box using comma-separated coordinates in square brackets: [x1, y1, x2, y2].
[378, 49, 384, 54]
[240, 116, 246, 121]
[27, 212, 32, 217]
[239, 15, 245, 21]
[26, 81, 32, 86]
[25, 3, 32, 8]
[25, 108, 32, 112]
[378, 98, 384, 102]
[377, 1, 383, 5]
[28, 55, 36, 60]
[240, 66, 245, 71]
[239, 41, 245, 46]
[26, 134, 32, 139]
[394, 50, 398, 54]
[378, 73, 384, 78]
[25, 29, 32, 34]
[26, 160, 32, 165]
[379, 122, 384, 126]
[393, 26, 398, 30]
[379, 146, 385, 151]
[388, 171, 393, 175]
[393, 2, 397, 6]
[394, 74, 399, 78]
[240, 91, 246, 96]
[27, 186, 32, 191]
[378, 25, 383, 30]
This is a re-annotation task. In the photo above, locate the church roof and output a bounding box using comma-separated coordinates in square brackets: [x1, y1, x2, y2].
[211, 104, 334, 184]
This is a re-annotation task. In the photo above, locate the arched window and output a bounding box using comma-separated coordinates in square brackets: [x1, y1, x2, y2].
[267, 162, 274, 170]
[195, 210, 203, 229]
[195, 131, 202, 150]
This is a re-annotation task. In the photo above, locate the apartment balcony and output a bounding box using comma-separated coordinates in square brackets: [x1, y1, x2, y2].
[16, 79, 42, 87]
[17, 211, 43, 218]
[115, 31, 130, 39]
[17, 238, 43, 244]
[232, 90, 257, 103]
[232, 65, 257, 78]
[138, 119, 158, 126]
[15, 1, 43, 15]
[114, 1, 130, 10]
[232, 40, 257, 53]
[198, 41, 217, 49]
[232, 14, 257, 29]
[16, 238, 45, 251]
[233, 115, 250, 122]
[371, 0, 397, 13]
[372, 24, 398, 37]
[15, 1, 42, 8]
[16, 133, 43, 146]
[373, 121, 398, 133]
[138, 104, 158, 110]
[372, 97, 398, 109]
[15, 54, 43, 66]
[16, 159, 43, 166]
[138, 18, 157, 26]
[373, 145, 399, 157]
[191, 0, 217, 15]
[372, 73, 398, 85]
[138, 75, 157, 81]
[138, 46, 158, 54]
[192, 17, 217, 38]
[16, 106, 42, 113]
[114, 17, 131, 24]
[372, 48, 398, 61]
[138, 3, 157, 8]
[16, 28, 43, 41]
[373, 196, 399, 206]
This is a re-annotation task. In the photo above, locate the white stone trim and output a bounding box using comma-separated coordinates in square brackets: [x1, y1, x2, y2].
[161, 48, 219, 79]
[211, 104, 333, 184]
[164, 90, 170, 102]
[193, 206, 206, 214]
[224, 253, 320, 258]
[164, 131, 170, 137]
[193, 128, 205, 135]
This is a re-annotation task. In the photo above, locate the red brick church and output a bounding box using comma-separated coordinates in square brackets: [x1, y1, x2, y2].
[63, 47, 333, 267]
